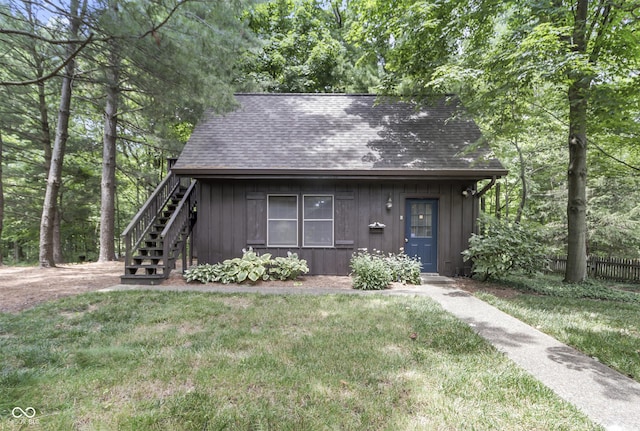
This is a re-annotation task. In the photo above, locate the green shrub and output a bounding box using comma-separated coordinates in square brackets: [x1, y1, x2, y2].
[350, 250, 393, 290]
[184, 248, 309, 284]
[269, 252, 310, 280]
[350, 250, 421, 290]
[385, 252, 422, 285]
[462, 214, 550, 281]
[183, 263, 218, 283]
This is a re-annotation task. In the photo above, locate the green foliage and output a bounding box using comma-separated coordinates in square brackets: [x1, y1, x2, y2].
[350, 0, 640, 278]
[587, 176, 640, 258]
[350, 249, 421, 290]
[385, 251, 422, 285]
[184, 248, 309, 284]
[183, 263, 218, 283]
[269, 251, 310, 280]
[240, 0, 379, 93]
[462, 215, 550, 281]
[497, 274, 640, 304]
[350, 250, 393, 290]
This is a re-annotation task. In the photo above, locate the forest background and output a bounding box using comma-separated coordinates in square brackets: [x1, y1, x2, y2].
[0, 0, 638, 283]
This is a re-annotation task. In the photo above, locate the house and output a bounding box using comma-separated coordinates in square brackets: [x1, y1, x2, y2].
[121, 93, 507, 284]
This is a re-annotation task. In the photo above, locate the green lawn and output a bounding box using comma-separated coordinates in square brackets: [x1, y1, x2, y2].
[476, 275, 640, 383]
[0, 291, 599, 430]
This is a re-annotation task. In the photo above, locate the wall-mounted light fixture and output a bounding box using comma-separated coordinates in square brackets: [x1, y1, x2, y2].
[462, 187, 476, 198]
[386, 193, 393, 210]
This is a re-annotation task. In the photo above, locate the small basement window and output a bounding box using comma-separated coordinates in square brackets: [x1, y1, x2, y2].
[267, 195, 298, 246]
[303, 195, 334, 247]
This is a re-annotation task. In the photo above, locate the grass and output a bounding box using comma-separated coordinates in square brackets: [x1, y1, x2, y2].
[0, 291, 600, 430]
[477, 274, 640, 382]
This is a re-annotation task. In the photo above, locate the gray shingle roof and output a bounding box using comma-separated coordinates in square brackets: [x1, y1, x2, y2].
[172, 94, 506, 178]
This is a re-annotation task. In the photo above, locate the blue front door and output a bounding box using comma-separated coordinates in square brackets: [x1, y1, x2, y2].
[405, 199, 438, 273]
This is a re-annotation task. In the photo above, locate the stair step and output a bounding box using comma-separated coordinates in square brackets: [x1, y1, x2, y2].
[144, 240, 164, 247]
[122, 177, 195, 284]
[120, 274, 166, 285]
[125, 264, 169, 276]
[138, 248, 163, 257]
[133, 256, 166, 265]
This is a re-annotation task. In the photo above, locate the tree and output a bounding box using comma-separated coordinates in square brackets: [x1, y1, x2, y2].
[39, 0, 87, 267]
[350, 0, 640, 282]
[240, 0, 380, 93]
[90, 0, 254, 261]
[0, 131, 4, 265]
[0, 0, 94, 87]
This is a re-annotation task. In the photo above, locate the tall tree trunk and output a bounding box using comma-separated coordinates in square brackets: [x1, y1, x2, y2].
[39, 0, 84, 267]
[53, 206, 64, 263]
[98, 43, 120, 262]
[564, 0, 589, 282]
[513, 138, 527, 225]
[36, 73, 52, 172]
[0, 131, 4, 265]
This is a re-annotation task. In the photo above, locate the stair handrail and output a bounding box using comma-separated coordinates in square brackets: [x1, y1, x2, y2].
[121, 170, 180, 266]
[160, 179, 197, 266]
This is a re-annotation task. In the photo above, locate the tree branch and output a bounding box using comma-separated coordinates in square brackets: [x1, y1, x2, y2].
[588, 2, 613, 64]
[0, 28, 88, 45]
[529, 101, 640, 172]
[0, 33, 94, 86]
[138, 0, 192, 41]
[588, 139, 640, 172]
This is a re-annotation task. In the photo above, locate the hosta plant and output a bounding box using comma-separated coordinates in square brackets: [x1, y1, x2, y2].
[184, 248, 309, 284]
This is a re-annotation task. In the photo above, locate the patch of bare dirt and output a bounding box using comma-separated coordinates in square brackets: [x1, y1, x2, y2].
[0, 261, 123, 313]
[0, 260, 519, 314]
[0, 261, 357, 313]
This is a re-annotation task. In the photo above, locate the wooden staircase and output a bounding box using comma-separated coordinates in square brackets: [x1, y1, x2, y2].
[120, 167, 196, 285]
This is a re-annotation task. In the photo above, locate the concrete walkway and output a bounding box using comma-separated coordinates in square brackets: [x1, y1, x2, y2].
[102, 280, 640, 431]
[416, 281, 640, 431]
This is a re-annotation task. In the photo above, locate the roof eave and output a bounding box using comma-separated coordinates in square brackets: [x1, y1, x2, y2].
[171, 168, 508, 180]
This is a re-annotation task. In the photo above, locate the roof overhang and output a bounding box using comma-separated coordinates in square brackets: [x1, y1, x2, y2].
[171, 167, 508, 181]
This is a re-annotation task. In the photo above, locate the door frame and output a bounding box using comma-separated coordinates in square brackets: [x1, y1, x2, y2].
[402, 196, 440, 273]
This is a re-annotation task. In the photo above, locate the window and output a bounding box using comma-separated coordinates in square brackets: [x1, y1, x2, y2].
[268, 195, 298, 246]
[303, 195, 334, 247]
[410, 202, 433, 238]
[267, 194, 334, 248]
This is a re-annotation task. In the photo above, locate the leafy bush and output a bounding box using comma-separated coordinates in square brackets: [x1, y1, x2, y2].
[350, 249, 422, 290]
[183, 263, 218, 283]
[350, 250, 393, 290]
[269, 252, 310, 280]
[385, 252, 422, 285]
[462, 214, 550, 281]
[184, 248, 309, 284]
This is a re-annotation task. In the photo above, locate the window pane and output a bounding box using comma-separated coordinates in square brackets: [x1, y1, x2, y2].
[269, 196, 297, 219]
[268, 220, 297, 246]
[268, 195, 298, 246]
[304, 196, 333, 219]
[410, 203, 432, 238]
[304, 221, 333, 246]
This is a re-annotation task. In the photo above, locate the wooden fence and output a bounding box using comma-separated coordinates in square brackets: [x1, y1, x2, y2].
[549, 256, 640, 283]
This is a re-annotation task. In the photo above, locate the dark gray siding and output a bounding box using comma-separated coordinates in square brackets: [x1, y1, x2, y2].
[194, 179, 478, 276]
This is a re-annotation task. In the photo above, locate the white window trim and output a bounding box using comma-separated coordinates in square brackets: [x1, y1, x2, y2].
[302, 194, 334, 248]
[267, 194, 298, 247]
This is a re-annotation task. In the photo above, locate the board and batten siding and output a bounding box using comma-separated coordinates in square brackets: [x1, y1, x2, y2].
[194, 179, 478, 276]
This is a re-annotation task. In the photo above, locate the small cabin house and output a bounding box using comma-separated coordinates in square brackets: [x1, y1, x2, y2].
[121, 93, 507, 284]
